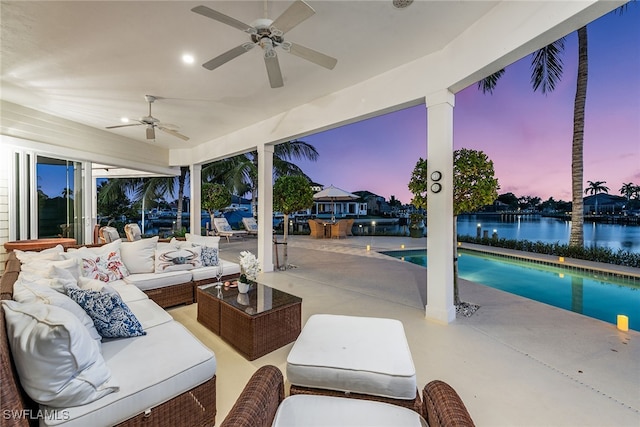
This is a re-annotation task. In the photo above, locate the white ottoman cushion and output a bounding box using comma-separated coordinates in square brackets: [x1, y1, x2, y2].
[123, 271, 192, 291]
[273, 395, 427, 427]
[287, 314, 417, 400]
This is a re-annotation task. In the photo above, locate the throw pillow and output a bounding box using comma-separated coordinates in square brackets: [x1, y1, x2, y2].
[66, 287, 146, 338]
[2, 300, 118, 407]
[119, 236, 159, 274]
[78, 276, 118, 295]
[185, 233, 220, 248]
[13, 244, 64, 264]
[64, 240, 129, 282]
[12, 277, 102, 342]
[200, 246, 219, 267]
[155, 245, 202, 273]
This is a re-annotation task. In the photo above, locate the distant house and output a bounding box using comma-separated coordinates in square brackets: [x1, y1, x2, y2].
[353, 191, 389, 216]
[583, 194, 626, 214]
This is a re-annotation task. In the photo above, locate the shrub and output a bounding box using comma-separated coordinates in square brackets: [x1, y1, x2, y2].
[457, 235, 640, 268]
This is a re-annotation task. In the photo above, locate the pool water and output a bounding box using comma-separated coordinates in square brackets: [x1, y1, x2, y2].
[382, 249, 639, 331]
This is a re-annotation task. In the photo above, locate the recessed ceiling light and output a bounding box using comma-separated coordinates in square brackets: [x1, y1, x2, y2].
[182, 54, 195, 64]
[392, 0, 413, 8]
[120, 117, 129, 123]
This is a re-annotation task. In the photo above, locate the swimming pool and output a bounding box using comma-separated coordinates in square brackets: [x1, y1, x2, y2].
[381, 249, 639, 331]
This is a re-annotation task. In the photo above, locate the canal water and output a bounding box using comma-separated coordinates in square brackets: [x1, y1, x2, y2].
[456, 215, 640, 253]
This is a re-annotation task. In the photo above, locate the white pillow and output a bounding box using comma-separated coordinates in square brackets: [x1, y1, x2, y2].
[78, 276, 118, 295]
[14, 244, 64, 264]
[12, 276, 101, 342]
[119, 236, 159, 274]
[185, 233, 220, 248]
[155, 245, 202, 273]
[63, 240, 129, 282]
[2, 300, 118, 407]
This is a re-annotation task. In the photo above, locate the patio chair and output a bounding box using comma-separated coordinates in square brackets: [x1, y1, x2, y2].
[213, 217, 247, 242]
[242, 217, 259, 236]
[308, 219, 324, 238]
[98, 226, 120, 243]
[345, 218, 355, 236]
[124, 223, 142, 241]
[330, 219, 348, 239]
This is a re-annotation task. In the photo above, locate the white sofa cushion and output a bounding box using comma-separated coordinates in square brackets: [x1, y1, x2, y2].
[41, 320, 217, 427]
[286, 314, 417, 400]
[12, 276, 101, 341]
[191, 259, 241, 281]
[155, 245, 202, 273]
[120, 236, 159, 274]
[273, 395, 427, 427]
[126, 299, 173, 330]
[108, 280, 149, 303]
[123, 270, 193, 291]
[2, 300, 118, 407]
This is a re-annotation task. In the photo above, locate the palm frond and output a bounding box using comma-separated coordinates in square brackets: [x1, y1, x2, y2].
[477, 69, 505, 94]
[530, 38, 566, 94]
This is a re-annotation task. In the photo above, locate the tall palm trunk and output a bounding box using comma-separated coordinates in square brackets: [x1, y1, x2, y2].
[569, 26, 588, 248]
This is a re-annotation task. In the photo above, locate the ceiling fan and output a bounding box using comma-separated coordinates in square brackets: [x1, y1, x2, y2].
[192, 0, 337, 88]
[105, 95, 189, 141]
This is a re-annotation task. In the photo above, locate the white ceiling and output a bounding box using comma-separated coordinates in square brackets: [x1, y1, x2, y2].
[1, 0, 498, 151]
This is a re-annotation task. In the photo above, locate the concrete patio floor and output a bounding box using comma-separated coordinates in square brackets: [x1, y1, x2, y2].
[169, 235, 639, 426]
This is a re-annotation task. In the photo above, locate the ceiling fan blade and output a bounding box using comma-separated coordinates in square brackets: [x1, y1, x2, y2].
[159, 126, 190, 141]
[105, 123, 143, 129]
[264, 53, 284, 88]
[270, 0, 315, 35]
[286, 42, 337, 70]
[191, 5, 255, 33]
[203, 43, 255, 70]
[146, 126, 155, 140]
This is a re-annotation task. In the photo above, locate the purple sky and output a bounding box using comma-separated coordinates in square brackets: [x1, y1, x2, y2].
[296, 6, 640, 205]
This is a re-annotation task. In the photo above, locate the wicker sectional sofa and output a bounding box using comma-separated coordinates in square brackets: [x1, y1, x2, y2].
[0, 234, 240, 426]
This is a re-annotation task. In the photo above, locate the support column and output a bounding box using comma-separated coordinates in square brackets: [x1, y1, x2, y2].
[190, 164, 202, 235]
[257, 144, 274, 272]
[425, 90, 456, 324]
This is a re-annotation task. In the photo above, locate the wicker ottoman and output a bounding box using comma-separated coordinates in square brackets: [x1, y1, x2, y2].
[286, 314, 421, 413]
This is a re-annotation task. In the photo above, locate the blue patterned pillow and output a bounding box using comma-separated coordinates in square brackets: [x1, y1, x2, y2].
[201, 246, 219, 267]
[66, 287, 145, 338]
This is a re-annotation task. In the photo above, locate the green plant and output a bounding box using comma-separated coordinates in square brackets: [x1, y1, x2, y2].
[273, 175, 314, 269]
[201, 183, 231, 220]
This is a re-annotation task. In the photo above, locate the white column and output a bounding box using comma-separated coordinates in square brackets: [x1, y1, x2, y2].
[425, 90, 456, 324]
[257, 144, 274, 272]
[190, 164, 202, 235]
[83, 161, 94, 245]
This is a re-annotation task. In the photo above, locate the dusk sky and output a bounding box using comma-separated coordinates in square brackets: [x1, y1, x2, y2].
[37, 5, 638, 205]
[296, 5, 640, 205]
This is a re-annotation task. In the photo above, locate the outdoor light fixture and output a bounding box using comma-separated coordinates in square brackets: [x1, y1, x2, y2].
[617, 315, 629, 331]
[558, 256, 565, 263]
[430, 171, 442, 181]
[431, 183, 442, 193]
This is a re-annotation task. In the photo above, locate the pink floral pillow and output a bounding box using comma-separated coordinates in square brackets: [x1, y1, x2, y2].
[80, 250, 129, 282]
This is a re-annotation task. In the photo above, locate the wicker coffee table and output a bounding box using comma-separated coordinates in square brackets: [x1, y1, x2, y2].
[197, 282, 302, 360]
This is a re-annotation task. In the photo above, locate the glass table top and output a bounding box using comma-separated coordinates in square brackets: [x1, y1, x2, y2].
[199, 282, 302, 316]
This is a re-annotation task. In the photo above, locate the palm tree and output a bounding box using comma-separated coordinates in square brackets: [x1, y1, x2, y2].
[202, 140, 319, 214]
[478, 6, 629, 248]
[585, 180, 609, 214]
[620, 182, 636, 201]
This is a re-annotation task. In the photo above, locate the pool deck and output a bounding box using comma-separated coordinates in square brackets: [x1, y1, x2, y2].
[169, 235, 640, 426]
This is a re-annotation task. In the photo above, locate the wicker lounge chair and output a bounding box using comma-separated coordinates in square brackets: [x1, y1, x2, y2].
[242, 217, 259, 236]
[213, 217, 247, 242]
[98, 226, 120, 243]
[220, 365, 474, 427]
[308, 219, 324, 238]
[330, 220, 349, 239]
[124, 223, 142, 241]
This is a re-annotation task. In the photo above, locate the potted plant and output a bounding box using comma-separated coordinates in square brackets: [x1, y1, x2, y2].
[238, 250, 260, 293]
